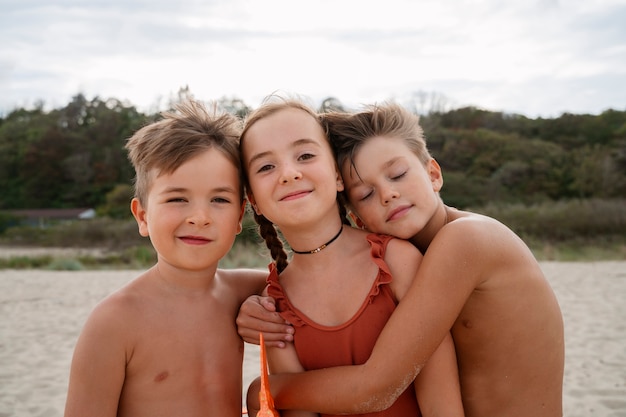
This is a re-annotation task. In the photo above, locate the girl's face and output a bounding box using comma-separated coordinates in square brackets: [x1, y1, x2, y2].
[341, 135, 443, 240]
[242, 107, 343, 229]
[131, 148, 245, 272]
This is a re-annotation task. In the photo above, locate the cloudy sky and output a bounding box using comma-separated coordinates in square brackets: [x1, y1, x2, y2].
[2, 0, 625, 118]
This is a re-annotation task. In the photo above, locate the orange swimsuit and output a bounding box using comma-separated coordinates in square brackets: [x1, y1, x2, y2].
[267, 234, 421, 417]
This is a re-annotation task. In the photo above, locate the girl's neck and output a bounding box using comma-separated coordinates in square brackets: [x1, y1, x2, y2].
[281, 221, 345, 258]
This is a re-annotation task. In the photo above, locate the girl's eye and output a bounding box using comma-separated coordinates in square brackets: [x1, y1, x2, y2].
[256, 164, 274, 173]
[298, 152, 315, 161]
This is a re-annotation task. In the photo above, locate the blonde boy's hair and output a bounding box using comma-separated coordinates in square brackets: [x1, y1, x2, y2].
[125, 100, 243, 205]
[323, 102, 431, 172]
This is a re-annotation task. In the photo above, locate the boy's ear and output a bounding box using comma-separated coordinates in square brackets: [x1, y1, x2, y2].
[247, 192, 261, 215]
[428, 159, 444, 192]
[130, 198, 150, 237]
[237, 200, 246, 234]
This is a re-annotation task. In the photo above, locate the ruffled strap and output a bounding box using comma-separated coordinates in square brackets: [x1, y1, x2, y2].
[266, 263, 307, 327]
[266, 234, 396, 325]
[365, 233, 394, 304]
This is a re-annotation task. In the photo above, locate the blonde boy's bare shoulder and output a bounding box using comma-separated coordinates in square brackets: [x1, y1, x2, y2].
[437, 211, 519, 249]
[433, 210, 537, 278]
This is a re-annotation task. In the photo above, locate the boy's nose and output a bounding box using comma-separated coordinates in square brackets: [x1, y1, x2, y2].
[187, 207, 212, 226]
[380, 188, 400, 205]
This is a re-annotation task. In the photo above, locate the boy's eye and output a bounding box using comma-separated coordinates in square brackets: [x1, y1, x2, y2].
[353, 189, 373, 202]
[166, 197, 187, 203]
[212, 197, 231, 204]
[391, 171, 407, 180]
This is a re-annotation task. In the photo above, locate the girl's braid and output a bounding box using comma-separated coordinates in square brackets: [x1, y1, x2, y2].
[253, 211, 289, 273]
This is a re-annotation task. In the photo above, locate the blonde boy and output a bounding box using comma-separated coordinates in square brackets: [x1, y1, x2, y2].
[64, 100, 266, 417]
[237, 103, 564, 417]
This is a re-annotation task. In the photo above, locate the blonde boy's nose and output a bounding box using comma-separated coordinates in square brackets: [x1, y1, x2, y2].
[381, 187, 400, 205]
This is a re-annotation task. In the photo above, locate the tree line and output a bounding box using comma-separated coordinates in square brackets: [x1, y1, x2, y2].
[1, 92, 624, 216]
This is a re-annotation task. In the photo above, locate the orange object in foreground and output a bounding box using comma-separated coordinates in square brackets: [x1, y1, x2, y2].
[257, 333, 280, 417]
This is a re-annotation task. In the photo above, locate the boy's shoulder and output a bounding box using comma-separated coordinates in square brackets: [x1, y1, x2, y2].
[215, 267, 267, 300]
[88, 271, 150, 321]
[434, 211, 532, 262]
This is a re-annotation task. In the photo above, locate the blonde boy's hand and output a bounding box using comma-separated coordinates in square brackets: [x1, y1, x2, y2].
[237, 295, 294, 348]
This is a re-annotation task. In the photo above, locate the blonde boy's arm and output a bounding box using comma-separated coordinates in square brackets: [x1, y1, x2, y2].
[64, 302, 127, 417]
[246, 343, 318, 417]
[414, 332, 465, 417]
[270, 224, 482, 413]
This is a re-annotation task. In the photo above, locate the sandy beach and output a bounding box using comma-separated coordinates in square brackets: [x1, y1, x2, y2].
[1, 262, 625, 416]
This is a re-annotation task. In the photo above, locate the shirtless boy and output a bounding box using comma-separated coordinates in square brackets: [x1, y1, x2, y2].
[237, 103, 565, 417]
[64, 100, 266, 417]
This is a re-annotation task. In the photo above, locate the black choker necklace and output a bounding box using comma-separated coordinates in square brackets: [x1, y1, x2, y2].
[292, 226, 343, 254]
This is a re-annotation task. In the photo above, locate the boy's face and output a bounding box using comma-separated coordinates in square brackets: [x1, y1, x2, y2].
[341, 136, 443, 240]
[131, 148, 245, 271]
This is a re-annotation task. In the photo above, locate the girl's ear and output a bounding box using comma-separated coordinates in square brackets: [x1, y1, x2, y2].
[336, 170, 344, 192]
[130, 198, 150, 237]
[428, 158, 444, 192]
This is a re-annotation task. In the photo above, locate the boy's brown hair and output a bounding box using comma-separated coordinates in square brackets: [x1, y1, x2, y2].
[125, 100, 244, 205]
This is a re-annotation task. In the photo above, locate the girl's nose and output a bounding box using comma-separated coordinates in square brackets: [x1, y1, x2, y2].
[279, 165, 303, 184]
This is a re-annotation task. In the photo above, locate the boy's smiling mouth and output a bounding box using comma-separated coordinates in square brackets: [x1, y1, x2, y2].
[179, 235, 212, 245]
[387, 205, 412, 222]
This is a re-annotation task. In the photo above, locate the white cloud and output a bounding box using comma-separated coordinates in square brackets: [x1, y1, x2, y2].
[1, 0, 625, 117]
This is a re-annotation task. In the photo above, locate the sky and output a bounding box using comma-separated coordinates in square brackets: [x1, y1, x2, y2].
[1, 0, 625, 118]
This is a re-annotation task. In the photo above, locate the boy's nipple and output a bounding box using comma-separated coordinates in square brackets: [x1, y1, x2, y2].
[154, 370, 169, 382]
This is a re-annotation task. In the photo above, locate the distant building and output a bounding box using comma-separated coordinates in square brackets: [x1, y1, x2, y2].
[3, 208, 96, 228]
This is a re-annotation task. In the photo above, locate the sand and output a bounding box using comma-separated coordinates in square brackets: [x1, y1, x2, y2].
[0, 262, 625, 417]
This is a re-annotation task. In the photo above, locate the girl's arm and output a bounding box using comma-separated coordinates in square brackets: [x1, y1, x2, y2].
[414, 332, 464, 417]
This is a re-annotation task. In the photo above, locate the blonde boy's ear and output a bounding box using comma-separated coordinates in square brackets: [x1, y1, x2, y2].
[428, 159, 444, 192]
[130, 198, 150, 237]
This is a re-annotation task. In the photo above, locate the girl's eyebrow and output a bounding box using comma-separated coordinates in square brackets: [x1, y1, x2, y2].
[247, 137, 321, 167]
